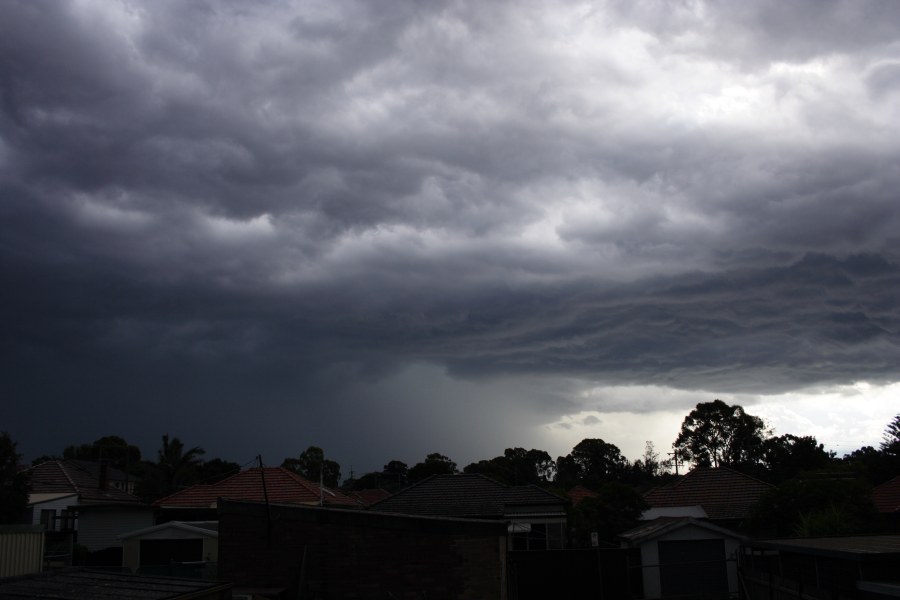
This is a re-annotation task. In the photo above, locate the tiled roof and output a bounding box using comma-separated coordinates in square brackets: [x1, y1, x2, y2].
[64, 460, 131, 484]
[643, 466, 772, 521]
[27, 461, 142, 504]
[154, 467, 357, 508]
[873, 475, 900, 514]
[349, 488, 392, 507]
[567, 485, 598, 506]
[368, 473, 567, 519]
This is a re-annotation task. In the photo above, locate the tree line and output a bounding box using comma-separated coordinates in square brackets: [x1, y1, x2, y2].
[3, 402, 899, 540]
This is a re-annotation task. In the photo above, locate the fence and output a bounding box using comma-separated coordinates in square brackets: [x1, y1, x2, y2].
[0, 525, 45, 577]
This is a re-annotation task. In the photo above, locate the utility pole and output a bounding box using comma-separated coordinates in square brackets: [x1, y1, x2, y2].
[258, 455, 272, 546]
[667, 449, 683, 476]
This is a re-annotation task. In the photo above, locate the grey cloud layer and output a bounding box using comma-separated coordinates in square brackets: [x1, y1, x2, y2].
[3, 1, 900, 461]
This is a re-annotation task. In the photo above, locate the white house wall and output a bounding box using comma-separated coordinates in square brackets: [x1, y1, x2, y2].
[28, 495, 77, 527]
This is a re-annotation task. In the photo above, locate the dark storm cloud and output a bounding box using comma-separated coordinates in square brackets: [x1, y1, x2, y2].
[3, 0, 900, 465]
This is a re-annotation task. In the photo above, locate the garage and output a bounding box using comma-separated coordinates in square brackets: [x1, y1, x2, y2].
[659, 538, 729, 596]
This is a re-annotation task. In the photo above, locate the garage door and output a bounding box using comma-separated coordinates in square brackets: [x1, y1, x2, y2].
[658, 539, 728, 597]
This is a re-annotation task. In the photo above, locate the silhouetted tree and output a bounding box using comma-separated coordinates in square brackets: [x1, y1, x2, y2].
[342, 471, 382, 492]
[158, 434, 205, 487]
[464, 447, 555, 486]
[568, 482, 648, 545]
[628, 441, 663, 483]
[761, 434, 834, 483]
[843, 445, 895, 485]
[881, 413, 900, 476]
[883, 414, 900, 454]
[381, 460, 409, 491]
[282, 446, 341, 488]
[674, 399, 768, 468]
[556, 439, 628, 489]
[196, 458, 241, 484]
[408, 453, 457, 482]
[1, 432, 30, 523]
[749, 476, 877, 537]
[63, 435, 141, 474]
[31, 454, 62, 466]
[343, 460, 410, 493]
[136, 434, 206, 501]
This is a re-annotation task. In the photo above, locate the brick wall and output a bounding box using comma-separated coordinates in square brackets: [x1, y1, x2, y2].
[218, 499, 507, 599]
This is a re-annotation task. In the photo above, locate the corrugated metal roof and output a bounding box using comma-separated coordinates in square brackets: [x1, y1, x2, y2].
[619, 516, 746, 545]
[0, 569, 231, 599]
[748, 535, 900, 557]
[119, 520, 219, 540]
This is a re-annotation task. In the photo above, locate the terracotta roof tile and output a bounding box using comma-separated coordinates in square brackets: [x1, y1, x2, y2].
[369, 473, 566, 518]
[873, 475, 900, 514]
[643, 466, 772, 521]
[567, 485, 599, 506]
[27, 461, 142, 504]
[154, 467, 357, 508]
[350, 488, 392, 507]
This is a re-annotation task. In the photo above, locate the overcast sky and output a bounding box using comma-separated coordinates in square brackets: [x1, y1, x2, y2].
[3, 0, 899, 476]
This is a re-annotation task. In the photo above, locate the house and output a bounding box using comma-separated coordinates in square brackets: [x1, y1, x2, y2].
[154, 467, 358, 522]
[26, 460, 144, 528]
[347, 487, 392, 507]
[874, 476, 900, 514]
[369, 473, 568, 550]
[25, 460, 153, 563]
[874, 475, 900, 532]
[0, 569, 231, 599]
[119, 521, 218, 577]
[567, 484, 598, 506]
[63, 459, 138, 494]
[619, 517, 746, 599]
[642, 466, 772, 528]
[218, 498, 508, 599]
[741, 535, 900, 599]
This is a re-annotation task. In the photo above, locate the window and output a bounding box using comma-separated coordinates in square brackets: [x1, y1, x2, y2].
[509, 521, 566, 550]
[40, 509, 56, 530]
[58, 509, 75, 531]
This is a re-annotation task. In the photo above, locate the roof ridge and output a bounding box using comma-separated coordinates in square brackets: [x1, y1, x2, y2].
[57, 460, 80, 493]
[676, 466, 772, 487]
[365, 473, 458, 509]
[714, 465, 773, 486]
[280, 467, 339, 497]
[466, 473, 510, 487]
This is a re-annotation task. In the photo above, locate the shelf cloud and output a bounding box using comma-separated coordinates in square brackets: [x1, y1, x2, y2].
[3, 1, 899, 468]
